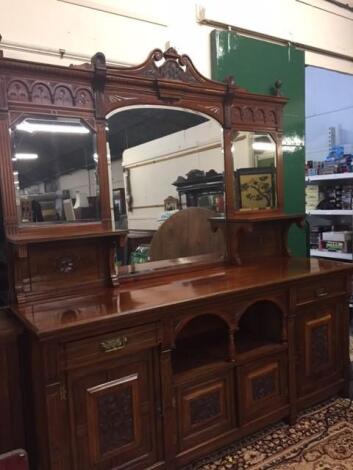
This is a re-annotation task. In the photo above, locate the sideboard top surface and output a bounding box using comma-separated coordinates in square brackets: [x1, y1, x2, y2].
[10, 257, 353, 339]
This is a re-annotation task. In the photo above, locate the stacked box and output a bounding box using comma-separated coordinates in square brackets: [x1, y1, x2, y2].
[321, 231, 352, 253]
[342, 185, 353, 210]
[305, 185, 319, 210]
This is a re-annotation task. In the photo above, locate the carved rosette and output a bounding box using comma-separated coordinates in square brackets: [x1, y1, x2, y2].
[55, 256, 76, 274]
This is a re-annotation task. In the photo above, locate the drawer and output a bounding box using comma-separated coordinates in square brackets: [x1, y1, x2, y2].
[64, 323, 159, 369]
[293, 276, 347, 307]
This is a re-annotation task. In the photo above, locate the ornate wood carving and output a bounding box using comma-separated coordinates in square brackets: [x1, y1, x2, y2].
[53, 85, 74, 107]
[190, 390, 221, 425]
[8, 236, 124, 303]
[305, 314, 333, 376]
[177, 376, 232, 452]
[7, 80, 29, 102]
[231, 104, 280, 129]
[97, 386, 134, 453]
[138, 47, 201, 83]
[7, 79, 94, 109]
[75, 88, 94, 108]
[239, 356, 287, 425]
[32, 82, 51, 105]
[310, 323, 330, 370]
[86, 372, 141, 464]
[251, 372, 276, 401]
[55, 256, 76, 274]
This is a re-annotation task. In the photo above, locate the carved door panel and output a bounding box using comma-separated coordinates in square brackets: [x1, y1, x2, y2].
[67, 350, 160, 469]
[296, 301, 344, 398]
[237, 353, 288, 424]
[175, 370, 234, 452]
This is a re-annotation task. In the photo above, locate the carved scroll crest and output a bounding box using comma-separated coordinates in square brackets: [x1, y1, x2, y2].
[139, 47, 202, 83]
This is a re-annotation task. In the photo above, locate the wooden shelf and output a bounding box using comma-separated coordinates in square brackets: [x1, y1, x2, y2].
[7, 230, 127, 245]
[235, 338, 287, 363]
[210, 212, 304, 224]
[173, 360, 231, 385]
[171, 331, 228, 376]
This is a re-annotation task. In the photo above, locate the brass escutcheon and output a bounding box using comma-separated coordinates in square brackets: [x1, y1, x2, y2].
[100, 336, 128, 353]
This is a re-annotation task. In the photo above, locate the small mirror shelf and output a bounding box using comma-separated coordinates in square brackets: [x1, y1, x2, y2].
[233, 131, 277, 211]
[11, 117, 99, 224]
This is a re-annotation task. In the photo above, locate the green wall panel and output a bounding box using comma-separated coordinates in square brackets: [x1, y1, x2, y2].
[211, 30, 307, 256]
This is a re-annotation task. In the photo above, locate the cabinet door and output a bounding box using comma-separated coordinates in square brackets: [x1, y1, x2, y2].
[296, 301, 345, 398]
[175, 370, 233, 452]
[238, 353, 288, 424]
[68, 350, 160, 470]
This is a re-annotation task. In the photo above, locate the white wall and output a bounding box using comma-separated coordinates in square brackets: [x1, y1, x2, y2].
[59, 168, 97, 198]
[305, 66, 353, 162]
[122, 120, 223, 230]
[111, 159, 124, 189]
[0, 0, 352, 76]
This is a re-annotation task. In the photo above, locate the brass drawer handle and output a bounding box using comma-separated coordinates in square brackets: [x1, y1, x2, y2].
[316, 288, 328, 297]
[100, 336, 128, 353]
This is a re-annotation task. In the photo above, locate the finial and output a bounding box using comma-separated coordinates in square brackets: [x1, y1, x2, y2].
[274, 80, 282, 97]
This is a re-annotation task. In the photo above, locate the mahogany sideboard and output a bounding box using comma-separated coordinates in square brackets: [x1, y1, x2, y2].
[0, 46, 352, 469]
[9, 257, 353, 469]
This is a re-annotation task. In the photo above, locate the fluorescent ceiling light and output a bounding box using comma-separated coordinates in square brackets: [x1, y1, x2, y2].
[13, 153, 39, 160]
[16, 120, 89, 134]
[253, 142, 276, 152]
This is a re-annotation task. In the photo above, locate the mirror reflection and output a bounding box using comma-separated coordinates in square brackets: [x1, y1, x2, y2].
[232, 131, 277, 210]
[107, 107, 225, 268]
[11, 117, 99, 224]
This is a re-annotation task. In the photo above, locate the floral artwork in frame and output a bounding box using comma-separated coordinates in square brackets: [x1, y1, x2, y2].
[236, 167, 276, 210]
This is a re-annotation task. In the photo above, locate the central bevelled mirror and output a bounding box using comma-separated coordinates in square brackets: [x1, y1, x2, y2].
[11, 116, 99, 224]
[232, 131, 277, 211]
[107, 106, 225, 271]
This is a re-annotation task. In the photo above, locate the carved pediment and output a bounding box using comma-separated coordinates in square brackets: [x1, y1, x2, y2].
[106, 47, 224, 88]
[139, 47, 199, 83]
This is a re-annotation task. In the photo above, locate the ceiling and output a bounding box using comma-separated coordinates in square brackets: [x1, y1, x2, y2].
[107, 108, 207, 160]
[14, 132, 95, 189]
[15, 108, 208, 188]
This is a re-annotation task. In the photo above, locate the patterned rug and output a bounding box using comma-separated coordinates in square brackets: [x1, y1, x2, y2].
[184, 398, 353, 469]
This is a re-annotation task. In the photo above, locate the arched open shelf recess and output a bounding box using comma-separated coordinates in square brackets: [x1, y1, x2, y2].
[172, 314, 229, 377]
[235, 300, 285, 359]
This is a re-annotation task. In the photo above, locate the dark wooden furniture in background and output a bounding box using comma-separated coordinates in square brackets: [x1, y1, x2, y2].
[173, 170, 224, 212]
[0, 46, 352, 470]
[0, 450, 29, 470]
[0, 310, 24, 455]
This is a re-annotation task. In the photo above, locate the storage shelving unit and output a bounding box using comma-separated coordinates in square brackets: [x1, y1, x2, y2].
[305, 172, 353, 262]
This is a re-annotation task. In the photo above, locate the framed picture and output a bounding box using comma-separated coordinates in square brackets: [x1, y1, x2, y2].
[235, 167, 276, 210]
